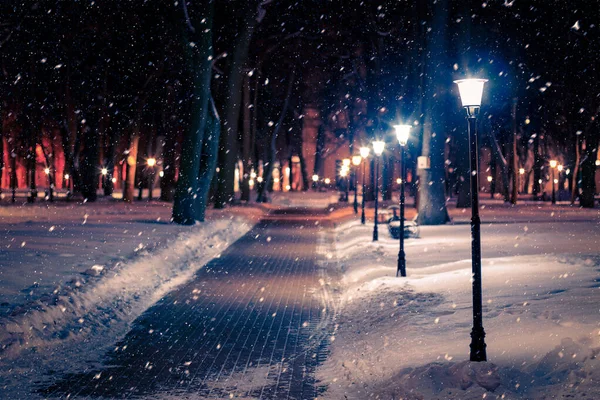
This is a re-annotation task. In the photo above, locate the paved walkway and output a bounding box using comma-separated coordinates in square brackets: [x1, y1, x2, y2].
[42, 208, 336, 399]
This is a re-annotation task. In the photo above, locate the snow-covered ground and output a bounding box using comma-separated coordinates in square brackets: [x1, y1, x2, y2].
[318, 216, 600, 399]
[0, 200, 263, 396]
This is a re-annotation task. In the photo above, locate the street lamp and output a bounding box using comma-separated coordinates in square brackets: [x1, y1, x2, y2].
[147, 157, 156, 200]
[359, 146, 370, 225]
[312, 174, 319, 191]
[44, 167, 54, 202]
[393, 124, 411, 277]
[549, 160, 558, 203]
[519, 168, 525, 194]
[352, 155, 362, 214]
[455, 77, 488, 362]
[487, 175, 493, 199]
[342, 158, 351, 202]
[372, 140, 385, 241]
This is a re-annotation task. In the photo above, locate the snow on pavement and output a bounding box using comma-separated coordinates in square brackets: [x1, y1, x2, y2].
[318, 218, 600, 399]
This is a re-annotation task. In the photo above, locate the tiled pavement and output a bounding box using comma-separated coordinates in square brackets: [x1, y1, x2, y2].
[41, 208, 336, 399]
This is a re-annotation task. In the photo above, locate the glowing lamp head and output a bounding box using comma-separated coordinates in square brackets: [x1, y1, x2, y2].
[352, 155, 362, 166]
[111, 177, 117, 183]
[557, 164, 563, 172]
[396, 178, 402, 184]
[487, 176, 493, 182]
[159, 171, 164, 178]
[372, 140, 385, 156]
[256, 176, 263, 183]
[147, 158, 157, 167]
[312, 174, 319, 182]
[549, 160, 557, 169]
[519, 168, 525, 175]
[340, 168, 348, 177]
[44, 168, 50, 175]
[324, 178, 331, 184]
[342, 158, 351, 168]
[64, 174, 70, 180]
[101, 168, 108, 176]
[393, 124, 411, 146]
[454, 78, 487, 108]
[595, 160, 600, 167]
[359, 147, 370, 158]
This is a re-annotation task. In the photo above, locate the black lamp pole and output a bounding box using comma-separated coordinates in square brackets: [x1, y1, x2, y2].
[373, 157, 379, 241]
[361, 161, 366, 224]
[551, 167, 556, 204]
[466, 107, 487, 362]
[397, 146, 407, 277]
[353, 166, 359, 213]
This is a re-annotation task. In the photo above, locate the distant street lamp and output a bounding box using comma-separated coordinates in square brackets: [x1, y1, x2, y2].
[455, 77, 488, 362]
[147, 157, 157, 201]
[549, 159, 557, 204]
[359, 147, 370, 224]
[393, 124, 411, 278]
[372, 140, 385, 241]
[487, 175, 493, 199]
[312, 174, 319, 191]
[352, 155, 362, 214]
[324, 177, 331, 185]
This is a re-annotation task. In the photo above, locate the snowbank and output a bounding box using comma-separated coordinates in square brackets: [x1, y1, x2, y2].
[318, 219, 600, 399]
[0, 215, 256, 359]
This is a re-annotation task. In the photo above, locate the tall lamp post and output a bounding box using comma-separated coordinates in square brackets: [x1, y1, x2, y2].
[360, 147, 370, 224]
[342, 158, 351, 202]
[352, 155, 362, 214]
[519, 168, 525, 194]
[393, 124, 411, 277]
[550, 160, 558, 204]
[372, 140, 385, 241]
[455, 78, 488, 362]
[147, 157, 157, 200]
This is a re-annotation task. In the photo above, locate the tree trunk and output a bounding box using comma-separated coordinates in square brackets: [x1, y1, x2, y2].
[80, 119, 100, 202]
[240, 74, 252, 201]
[172, 0, 214, 224]
[214, 4, 258, 208]
[313, 122, 326, 177]
[417, 0, 450, 225]
[532, 132, 542, 199]
[195, 97, 221, 221]
[571, 135, 581, 205]
[123, 120, 141, 203]
[257, 69, 295, 203]
[510, 98, 518, 204]
[580, 133, 599, 208]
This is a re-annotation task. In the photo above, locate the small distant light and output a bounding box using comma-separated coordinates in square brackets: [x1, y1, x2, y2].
[147, 158, 157, 167]
[538, 179, 543, 184]
[557, 165, 563, 172]
[101, 168, 108, 176]
[44, 168, 50, 175]
[312, 174, 319, 182]
[342, 158, 351, 167]
[340, 169, 348, 177]
[64, 174, 70, 180]
[256, 176, 263, 183]
[596, 160, 600, 167]
[549, 160, 557, 169]
[249, 179, 255, 186]
[519, 168, 525, 175]
[274, 178, 280, 183]
[159, 171, 164, 178]
[487, 176, 493, 182]
[553, 179, 558, 184]
[525, 118, 531, 125]
[324, 178, 331, 184]
[285, 185, 291, 191]
[352, 155, 362, 166]
[250, 171, 257, 179]
[565, 169, 571, 175]
[396, 178, 402, 184]
[111, 177, 117, 183]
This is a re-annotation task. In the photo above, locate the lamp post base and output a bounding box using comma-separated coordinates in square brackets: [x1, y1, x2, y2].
[469, 326, 487, 362]
[397, 251, 406, 277]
